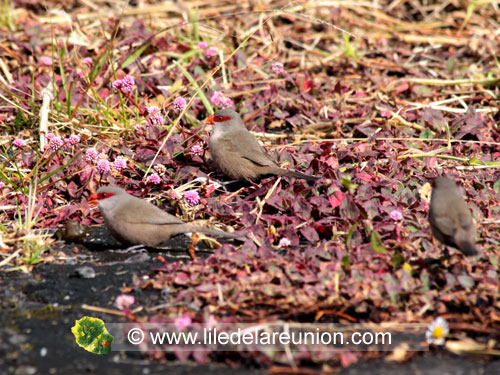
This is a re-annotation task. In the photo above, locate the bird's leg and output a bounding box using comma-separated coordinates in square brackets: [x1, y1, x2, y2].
[187, 233, 200, 261]
[220, 179, 240, 186]
[443, 246, 451, 261]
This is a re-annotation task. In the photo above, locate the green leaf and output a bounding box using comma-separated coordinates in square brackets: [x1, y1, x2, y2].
[175, 61, 212, 114]
[345, 222, 359, 252]
[71, 316, 113, 355]
[494, 179, 500, 194]
[370, 231, 386, 254]
[341, 255, 350, 268]
[121, 44, 149, 69]
[420, 128, 434, 139]
[340, 175, 358, 194]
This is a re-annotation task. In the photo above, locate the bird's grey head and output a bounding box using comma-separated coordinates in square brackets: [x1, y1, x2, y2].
[92, 186, 129, 210]
[433, 177, 458, 190]
[206, 109, 246, 134]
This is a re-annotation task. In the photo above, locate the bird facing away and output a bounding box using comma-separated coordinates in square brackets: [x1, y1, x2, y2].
[428, 177, 479, 256]
[206, 109, 319, 182]
[88, 186, 240, 247]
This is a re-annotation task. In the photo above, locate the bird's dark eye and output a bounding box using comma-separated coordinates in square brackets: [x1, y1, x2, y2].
[217, 116, 223, 121]
[101, 193, 108, 198]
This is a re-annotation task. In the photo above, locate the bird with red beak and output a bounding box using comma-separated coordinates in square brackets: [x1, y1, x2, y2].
[205, 109, 319, 182]
[88, 186, 240, 247]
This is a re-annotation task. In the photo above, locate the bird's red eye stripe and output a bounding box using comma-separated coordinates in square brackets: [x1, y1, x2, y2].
[214, 115, 231, 122]
[88, 192, 115, 203]
[98, 192, 115, 200]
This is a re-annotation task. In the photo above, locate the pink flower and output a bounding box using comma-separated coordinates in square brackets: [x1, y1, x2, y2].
[112, 75, 135, 94]
[148, 173, 161, 185]
[221, 96, 233, 108]
[113, 157, 127, 171]
[184, 190, 200, 206]
[67, 135, 80, 145]
[13, 139, 24, 147]
[210, 91, 224, 107]
[191, 144, 203, 156]
[96, 159, 111, 174]
[77, 71, 85, 79]
[145, 106, 165, 128]
[50, 136, 64, 151]
[174, 315, 192, 331]
[278, 237, 291, 248]
[39, 56, 53, 66]
[115, 294, 135, 310]
[381, 110, 392, 118]
[120, 75, 135, 94]
[46, 133, 55, 140]
[198, 41, 208, 50]
[271, 62, 284, 75]
[85, 148, 98, 162]
[389, 210, 403, 221]
[173, 97, 187, 112]
[0, 182, 4, 189]
[83, 57, 92, 66]
[205, 46, 218, 58]
[112, 79, 123, 91]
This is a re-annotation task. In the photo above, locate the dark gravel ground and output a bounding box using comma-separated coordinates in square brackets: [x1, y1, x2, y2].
[1, 227, 498, 375]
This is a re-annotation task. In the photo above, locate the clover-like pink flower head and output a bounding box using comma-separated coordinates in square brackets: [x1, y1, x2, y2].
[389, 210, 403, 221]
[85, 148, 98, 162]
[145, 106, 165, 128]
[184, 190, 200, 206]
[115, 294, 135, 310]
[67, 135, 80, 145]
[96, 159, 111, 174]
[173, 97, 187, 112]
[205, 46, 218, 58]
[148, 173, 161, 185]
[50, 136, 65, 151]
[271, 62, 285, 75]
[113, 157, 127, 171]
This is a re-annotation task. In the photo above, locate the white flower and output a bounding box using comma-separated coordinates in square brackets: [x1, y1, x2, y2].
[278, 237, 291, 248]
[426, 317, 449, 345]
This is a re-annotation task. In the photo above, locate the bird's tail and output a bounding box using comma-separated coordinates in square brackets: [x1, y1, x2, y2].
[458, 241, 479, 256]
[280, 168, 320, 182]
[188, 226, 243, 240]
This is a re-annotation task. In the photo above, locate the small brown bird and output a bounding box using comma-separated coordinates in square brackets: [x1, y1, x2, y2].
[206, 109, 319, 182]
[88, 186, 240, 247]
[428, 177, 479, 256]
[54, 221, 87, 243]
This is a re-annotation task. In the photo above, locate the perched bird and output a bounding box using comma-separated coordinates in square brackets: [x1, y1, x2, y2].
[88, 186, 240, 247]
[428, 177, 479, 256]
[206, 109, 319, 182]
[54, 221, 87, 243]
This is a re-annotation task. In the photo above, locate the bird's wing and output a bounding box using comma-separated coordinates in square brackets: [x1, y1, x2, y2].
[433, 214, 457, 237]
[114, 198, 184, 225]
[458, 210, 473, 229]
[224, 129, 277, 167]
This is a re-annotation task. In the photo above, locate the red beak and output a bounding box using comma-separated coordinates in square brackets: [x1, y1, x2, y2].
[205, 115, 215, 125]
[88, 193, 99, 206]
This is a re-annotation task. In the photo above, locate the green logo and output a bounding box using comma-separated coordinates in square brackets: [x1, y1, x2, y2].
[71, 316, 114, 354]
